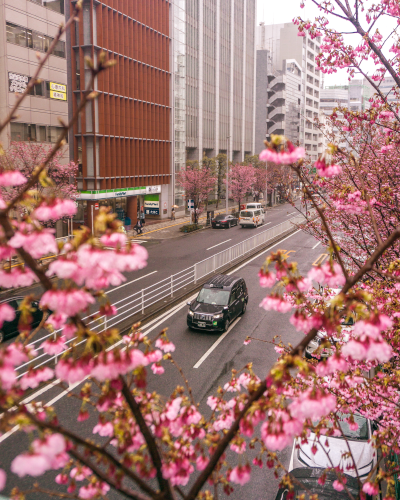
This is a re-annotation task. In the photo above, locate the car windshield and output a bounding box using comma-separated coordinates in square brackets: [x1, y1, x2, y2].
[197, 288, 230, 306]
[215, 215, 228, 220]
[240, 211, 253, 217]
[314, 413, 369, 440]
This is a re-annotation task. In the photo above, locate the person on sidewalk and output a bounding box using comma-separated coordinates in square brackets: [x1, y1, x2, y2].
[171, 207, 176, 221]
[134, 219, 143, 235]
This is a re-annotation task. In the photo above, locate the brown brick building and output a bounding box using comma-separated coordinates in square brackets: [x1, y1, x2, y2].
[67, 0, 171, 229]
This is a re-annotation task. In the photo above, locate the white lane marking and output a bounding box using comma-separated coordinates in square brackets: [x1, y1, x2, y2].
[2, 230, 304, 443]
[107, 271, 158, 294]
[312, 241, 321, 250]
[193, 317, 242, 369]
[207, 239, 232, 251]
[286, 212, 297, 217]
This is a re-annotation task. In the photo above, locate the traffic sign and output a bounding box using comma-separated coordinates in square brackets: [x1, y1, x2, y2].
[95, 203, 99, 210]
[187, 199, 194, 209]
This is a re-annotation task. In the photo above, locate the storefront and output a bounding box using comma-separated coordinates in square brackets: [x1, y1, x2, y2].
[74, 186, 164, 231]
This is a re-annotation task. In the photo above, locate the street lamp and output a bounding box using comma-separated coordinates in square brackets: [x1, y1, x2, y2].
[226, 135, 231, 214]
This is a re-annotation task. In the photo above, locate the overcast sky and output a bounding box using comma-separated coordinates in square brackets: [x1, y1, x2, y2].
[256, 0, 381, 87]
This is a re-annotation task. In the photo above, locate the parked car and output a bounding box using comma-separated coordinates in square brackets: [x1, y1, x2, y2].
[274, 468, 364, 500]
[211, 214, 238, 229]
[0, 297, 43, 343]
[289, 412, 377, 480]
[187, 274, 248, 332]
[239, 209, 265, 228]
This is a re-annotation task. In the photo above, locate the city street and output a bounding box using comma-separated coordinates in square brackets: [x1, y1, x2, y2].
[0, 216, 327, 500]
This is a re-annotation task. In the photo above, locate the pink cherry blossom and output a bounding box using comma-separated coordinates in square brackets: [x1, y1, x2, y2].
[307, 261, 346, 287]
[155, 338, 176, 353]
[0, 302, 15, 329]
[70, 466, 92, 481]
[0, 267, 38, 288]
[100, 232, 127, 248]
[0, 170, 27, 186]
[93, 421, 114, 437]
[79, 483, 110, 499]
[11, 453, 50, 477]
[20, 367, 54, 390]
[63, 323, 77, 340]
[55, 358, 91, 384]
[333, 480, 345, 492]
[228, 464, 251, 485]
[259, 295, 292, 313]
[151, 363, 165, 375]
[40, 289, 95, 317]
[363, 482, 379, 495]
[258, 270, 276, 288]
[196, 455, 209, 471]
[0, 365, 17, 390]
[33, 199, 77, 221]
[55, 473, 68, 485]
[42, 336, 67, 355]
[289, 389, 336, 421]
[9, 229, 58, 259]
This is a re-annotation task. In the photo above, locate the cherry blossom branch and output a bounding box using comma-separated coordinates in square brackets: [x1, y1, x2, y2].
[24, 410, 158, 499]
[0, 1, 82, 136]
[120, 376, 174, 498]
[69, 448, 151, 500]
[168, 356, 195, 406]
[293, 165, 349, 280]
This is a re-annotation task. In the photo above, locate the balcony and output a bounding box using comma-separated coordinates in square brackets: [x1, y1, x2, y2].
[269, 91, 286, 107]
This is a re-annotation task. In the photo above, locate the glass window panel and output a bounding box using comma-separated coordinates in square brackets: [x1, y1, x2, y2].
[6, 23, 27, 46]
[32, 32, 44, 51]
[26, 30, 33, 49]
[38, 126, 46, 142]
[28, 124, 37, 142]
[43, 0, 64, 14]
[53, 39, 65, 58]
[10, 122, 28, 141]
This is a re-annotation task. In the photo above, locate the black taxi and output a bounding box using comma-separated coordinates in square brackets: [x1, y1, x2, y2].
[187, 274, 248, 332]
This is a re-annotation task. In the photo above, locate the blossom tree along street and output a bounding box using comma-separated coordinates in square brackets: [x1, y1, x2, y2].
[176, 165, 216, 224]
[227, 164, 256, 211]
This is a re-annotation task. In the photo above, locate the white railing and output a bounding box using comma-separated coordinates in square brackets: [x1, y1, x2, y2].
[17, 214, 305, 376]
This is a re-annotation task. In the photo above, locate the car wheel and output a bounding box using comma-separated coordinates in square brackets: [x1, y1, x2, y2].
[228, 221, 231, 228]
[241, 301, 247, 315]
[223, 319, 230, 332]
[0, 331, 4, 343]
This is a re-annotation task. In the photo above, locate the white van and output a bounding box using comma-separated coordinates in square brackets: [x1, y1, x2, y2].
[239, 208, 265, 228]
[245, 202, 263, 211]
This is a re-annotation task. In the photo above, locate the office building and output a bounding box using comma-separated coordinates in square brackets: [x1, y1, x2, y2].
[0, 0, 68, 154]
[184, 1, 256, 161]
[320, 86, 349, 115]
[256, 21, 322, 161]
[348, 78, 373, 112]
[67, 0, 172, 228]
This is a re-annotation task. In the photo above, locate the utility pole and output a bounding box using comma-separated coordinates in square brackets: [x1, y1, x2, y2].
[226, 135, 231, 214]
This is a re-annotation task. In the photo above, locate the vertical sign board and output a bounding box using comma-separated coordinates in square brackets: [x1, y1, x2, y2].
[144, 194, 160, 215]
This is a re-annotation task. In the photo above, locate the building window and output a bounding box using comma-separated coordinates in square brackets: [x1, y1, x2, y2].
[6, 23, 27, 46]
[10, 122, 67, 143]
[29, 0, 64, 14]
[5, 22, 65, 58]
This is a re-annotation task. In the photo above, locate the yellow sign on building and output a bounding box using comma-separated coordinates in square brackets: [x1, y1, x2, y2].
[49, 82, 67, 100]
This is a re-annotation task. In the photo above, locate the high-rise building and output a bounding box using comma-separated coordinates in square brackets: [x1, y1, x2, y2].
[255, 50, 302, 152]
[184, 0, 256, 164]
[0, 0, 68, 154]
[378, 76, 398, 105]
[67, 0, 172, 228]
[320, 86, 349, 116]
[256, 22, 322, 162]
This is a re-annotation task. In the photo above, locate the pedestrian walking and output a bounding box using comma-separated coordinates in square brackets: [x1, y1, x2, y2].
[171, 207, 176, 221]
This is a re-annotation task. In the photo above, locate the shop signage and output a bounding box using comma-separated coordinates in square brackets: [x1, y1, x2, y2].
[95, 203, 99, 209]
[50, 82, 67, 101]
[9, 72, 29, 93]
[144, 200, 160, 215]
[76, 187, 148, 201]
[146, 185, 161, 194]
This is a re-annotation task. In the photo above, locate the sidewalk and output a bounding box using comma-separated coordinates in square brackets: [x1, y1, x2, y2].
[130, 200, 240, 239]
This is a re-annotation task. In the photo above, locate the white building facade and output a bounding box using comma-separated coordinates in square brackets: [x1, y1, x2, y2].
[256, 22, 322, 162]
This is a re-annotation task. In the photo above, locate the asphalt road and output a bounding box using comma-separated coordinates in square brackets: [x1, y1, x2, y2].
[0, 221, 328, 500]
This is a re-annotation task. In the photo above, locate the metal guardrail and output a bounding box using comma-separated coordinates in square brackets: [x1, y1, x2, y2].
[17, 214, 305, 377]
